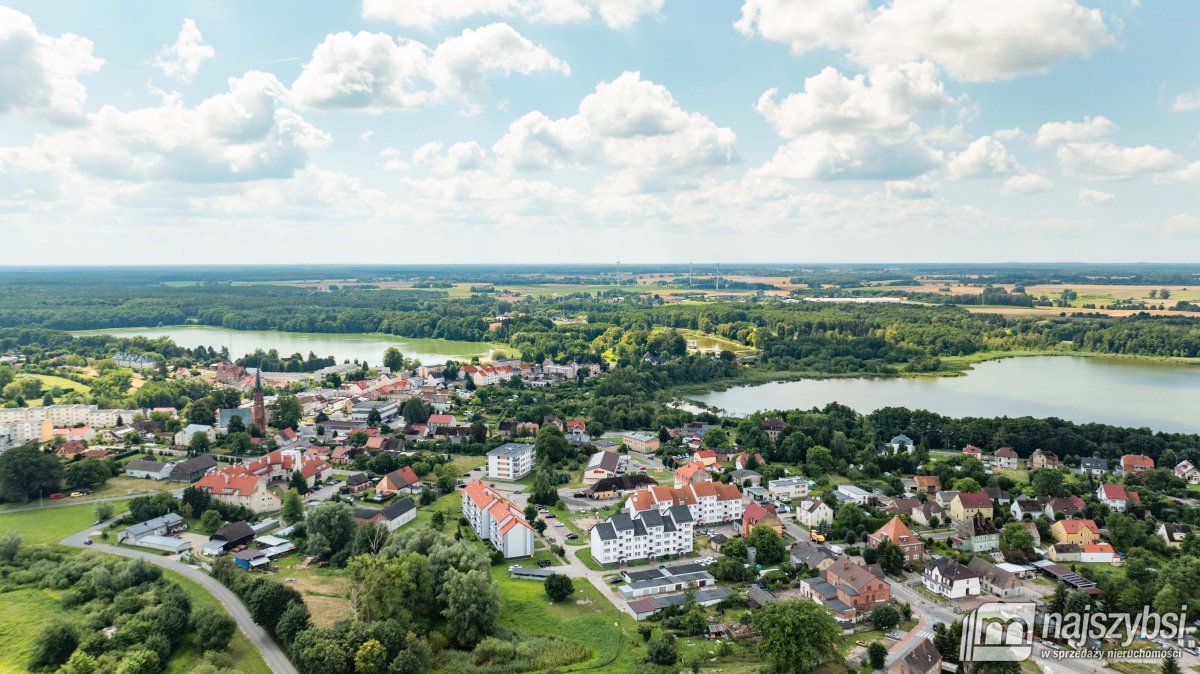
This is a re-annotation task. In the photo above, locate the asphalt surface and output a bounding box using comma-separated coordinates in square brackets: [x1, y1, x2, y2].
[61, 522, 298, 674]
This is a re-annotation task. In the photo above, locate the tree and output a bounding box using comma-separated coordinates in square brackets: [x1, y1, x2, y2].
[952, 477, 981, 493]
[248, 581, 305, 634]
[871, 605, 900, 631]
[806, 445, 834, 475]
[1106, 512, 1145, 551]
[57, 651, 99, 674]
[469, 421, 488, 444]
[544, 573, 574, 602]
[64, 458, 111, 490]
[227, 414, 245, 434]
[282, 490, 305, 525]
[0, 531, 20, 563]
[275, 601, 311, 646]
[868, 642, 889, 670]
[189, 431, 211, 457]
[442, 569, 500, 648]
[1031, 469, 1066, 497]
[752, 599, 842, 673]
[289, 469, 309, 495]
[383, 348, 404, 372]
[0, 445, 63, 502]
[1163, 654, 1182, 674]
[347, 553, 433, 624]
[114, 649, 160, 674]
[646, 635, 678, 666]
[431, 511, 446, 530]
[269, 393, 302, 430]
[368, 408, 382, 428]
[529, 466, 559, 506]
[191, 606, 236, 652]
[999, 522, 1035, 552]
[874, 540, 905, 575]
[355, 639, 388, 674]
[305, 501, 356, 560]
[200, 509, 223, 532]
[95, 501, 115, 522]
[28, 619, 77, 670]
[746, 524, 787, 565]
[535, 424, 570, 464]
[289, 627, 351, 674]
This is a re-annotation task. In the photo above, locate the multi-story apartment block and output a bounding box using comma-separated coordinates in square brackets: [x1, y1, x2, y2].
[626, 482, 744, 526]
[486, 442, 536, 480]
[461, 480, 534, 559]
[591, 506, 694, 565]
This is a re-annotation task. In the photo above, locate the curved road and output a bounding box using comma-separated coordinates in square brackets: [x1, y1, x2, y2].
[61, 523, 297, 674]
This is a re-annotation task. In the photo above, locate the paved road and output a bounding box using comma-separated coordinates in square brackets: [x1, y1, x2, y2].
[1, 489, 183, 513]
[61, 523, 298, 674]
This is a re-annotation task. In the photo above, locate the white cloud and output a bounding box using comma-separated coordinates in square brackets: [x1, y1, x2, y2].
[1172, 91, 1200, 112]
[493, 71, 736, 191]
[33, 71, 330, 183]
[885, 178, 937, 199]
[1155, 161, 1200, 185]
[1056, 141, 1181, 180]
[362, 0, 663, 30]
[1002, 174, 1054, 195]
[1077, 188, 1114, 206]
[411, 141, 488, 174]
[735, 0, 1112, 82]
[151, 18, 215, 83]
[753, 130, 942, 181]
[754, 62, 948, 137]
[0, 6, 103, 120]
[1033, 115, 1117, 148]
[291, 24, 567, 112]
[945, 136, 1019, 179]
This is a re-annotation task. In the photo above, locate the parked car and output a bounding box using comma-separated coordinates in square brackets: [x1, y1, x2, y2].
[48, 493, 65, 500]
[84, 540, 93, 546]
[609, 576, 623, 584]
[565, 533, 579, 540]
[537, 559, 552, 568]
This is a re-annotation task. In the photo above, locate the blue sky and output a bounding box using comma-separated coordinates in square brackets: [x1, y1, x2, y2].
[2, 0, 1199, 264]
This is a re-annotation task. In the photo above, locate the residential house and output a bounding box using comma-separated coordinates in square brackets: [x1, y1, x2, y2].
[1010, 496, 1048, 521]
[1096, 484, 1140, 512]
[953, 513, 1000, 553]
[352, 498, 416, 531]
[461, 481, 535, 559]
[169, 453, 218, 482]
[1080, 543, 1115, 564]
[742, 502, 782, 537]
[790, 539, 839, 571]
[1159, 523, 1192, 549]
[1051, 519, 1101, 545]
[1029, 449, 1060, 470]
[768, 476, 808, 501]
[984, 487, 1011, 505]
[1079, 457, 1108, 476]
[885, 498, 921, 517]
[622, 431, 660, 453]
[729, 469, 762, 487]
[1045, 495, 1085, 519]
[962, 445, 983, 460]
[966, 558, 1024, 598]
[800, 558, 890, 624]
[868, 516, 925, 562]
[194, 472, 282, 513]
[345, 472, 372, 493]
[888, 638, 942, 674]
[910, 502, 945, 528]
[174, 424, 214, 446]
[887, 434, 916, 454]
[626, 482, 744, 525]
[1119, 454, 1154, 475]
[118, 513, 187, 544]
[1022, 521, 1041, 547]
[1176, 460, 1200, 484]
[912, 475, 942, 494]
[993, 447, 1020, 469]
[950, 491, 994, 523]
[376, 466, 421, 496]
[591, 506, 694, 565]
[485, 442, 536, 481]
[733, 453, 764, 471]
[935, 491, 959, 509]
[692, 449, 718, 467]
[761, 417, 785, 442]
[1048, 543, 1082, 562]
[584, 450, 621, 483]
[923, 558, 980, 598]
[125, 459, 171, 480]
[673, 461, 712, 488]
[796, 497, 835, 528]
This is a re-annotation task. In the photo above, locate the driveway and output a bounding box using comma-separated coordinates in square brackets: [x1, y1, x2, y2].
[61, 522, 298, 674]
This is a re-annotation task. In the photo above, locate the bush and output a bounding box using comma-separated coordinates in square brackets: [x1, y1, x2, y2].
[191, 605, 237, 652]
[544, 574, 575, 603]
[29, 620, 78, 670]
[646, 635, 678, 666]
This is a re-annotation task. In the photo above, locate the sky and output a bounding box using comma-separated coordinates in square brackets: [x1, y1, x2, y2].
[2, 0, 1199, 265]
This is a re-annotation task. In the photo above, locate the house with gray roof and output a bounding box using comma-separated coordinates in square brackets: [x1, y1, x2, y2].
[118, 512, 186, 543]
[591, 505, 694, 565]
[125, 459, 172, 480]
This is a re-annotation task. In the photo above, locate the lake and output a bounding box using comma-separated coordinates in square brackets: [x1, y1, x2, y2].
[693, 356, 1200, 433]
[72, 325, 506, 366]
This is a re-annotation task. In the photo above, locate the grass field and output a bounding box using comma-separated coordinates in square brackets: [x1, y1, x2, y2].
[160, 569, 273, 674]
[0, 500, 129, 544]
[28, 373, 92, 394]
[0, 587, 58, 671]
[676, 328, 758, 356]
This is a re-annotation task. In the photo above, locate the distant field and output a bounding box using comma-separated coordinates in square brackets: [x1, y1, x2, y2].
[28, 373, 91, 394]
[676, 328, 757, 355]
[0, 500, 129, 543]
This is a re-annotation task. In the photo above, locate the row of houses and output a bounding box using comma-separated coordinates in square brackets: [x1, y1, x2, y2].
[461, 480, 535, 559]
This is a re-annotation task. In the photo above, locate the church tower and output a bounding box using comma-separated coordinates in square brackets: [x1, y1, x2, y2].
[251, 368, 267, 432]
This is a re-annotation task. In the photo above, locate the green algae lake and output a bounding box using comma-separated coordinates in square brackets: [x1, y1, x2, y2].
[72, 325, 511, 366]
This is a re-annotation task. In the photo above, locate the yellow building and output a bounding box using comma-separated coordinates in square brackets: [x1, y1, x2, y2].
[1051, 519, 1101, 545]
[950, 492, 994, 522]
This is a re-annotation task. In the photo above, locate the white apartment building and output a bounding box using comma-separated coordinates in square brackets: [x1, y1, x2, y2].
[461, 480, 535, 559]
[768, 477, 809, 501]
[625, 482, 744, 526]
[486, 442, 536, 480]
[0, 404, 142, 445]
[591, 506, 695, 565]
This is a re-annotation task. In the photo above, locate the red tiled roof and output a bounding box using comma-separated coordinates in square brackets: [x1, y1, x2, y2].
[1055, 519, 1100, 535]
[955, 492, 993, 509]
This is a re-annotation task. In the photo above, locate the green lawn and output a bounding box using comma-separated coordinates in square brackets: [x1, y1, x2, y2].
[488, 563, 645, 674]
[0, 587, 58, 671]
[28, 373, 93, 395]
[411, 491, 464, 530]
[0, 500, 129, 544]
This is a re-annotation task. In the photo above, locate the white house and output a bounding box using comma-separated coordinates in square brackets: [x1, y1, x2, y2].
[768, 477, 809, 501]
[887, 434, 916, 454]
[626, 482, 743, 526]
[836, 485, 872, 505]
[125, 459, 172, 480]
[350, 400, 399, 424]
[1176, 461, 1200, 484]
[923, 558, 980, 599]
[992, 447, 1020, 469]
[796, 497, 834, 528]
[462, 480, 535, 559]
[583, 450, 621, 483]
[174, 424, 214, 446]
[1096, 484, 1139, 512]
[1079, 543, 1116, 564]
[485, 442, 536, 481]
[591, 506, 694, 565]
